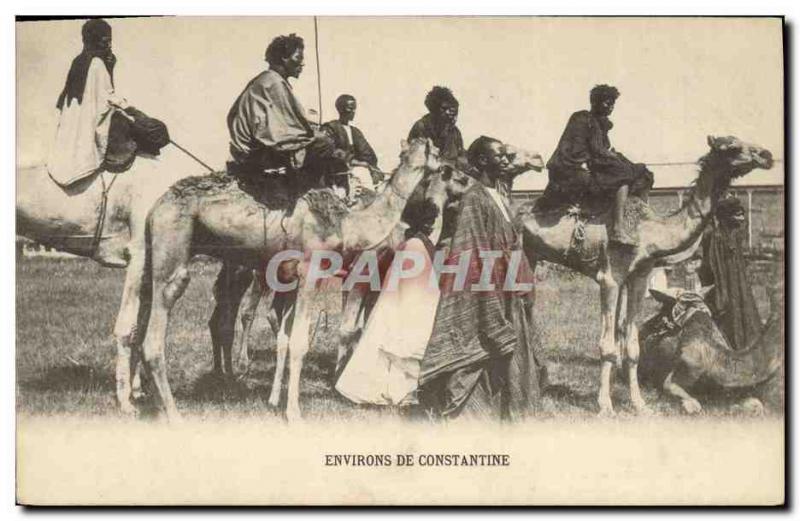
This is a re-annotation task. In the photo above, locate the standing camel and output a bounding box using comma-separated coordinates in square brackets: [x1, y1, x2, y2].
[137, 139, 443, 422]
[516, 136, 774, 415]
[16, 146, 202, 414]
[204, 157, 475, 379]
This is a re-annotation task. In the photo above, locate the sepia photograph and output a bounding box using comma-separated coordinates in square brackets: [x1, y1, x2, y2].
[13, 14, 785, 506]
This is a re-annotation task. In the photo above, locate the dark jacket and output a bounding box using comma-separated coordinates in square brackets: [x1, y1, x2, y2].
[547, 110, 653, 193]
[321, 120, 378, 168]
[408, 113, 464, 162]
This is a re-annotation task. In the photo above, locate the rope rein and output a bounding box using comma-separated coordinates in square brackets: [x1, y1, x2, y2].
[90, 172, 119, 256]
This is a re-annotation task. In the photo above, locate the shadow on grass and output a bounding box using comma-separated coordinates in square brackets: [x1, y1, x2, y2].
[19, 364, 115, 394]
[542, 384, 597, 413]
[182, 372, 254, 404]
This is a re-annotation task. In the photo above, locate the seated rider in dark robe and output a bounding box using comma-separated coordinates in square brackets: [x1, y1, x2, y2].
[697, 197, 764, 351]
[226, 33, 347, 197]
[408, 86, 465, 163]
[545, 84, 654, 246]
[322, 94, 383, 186]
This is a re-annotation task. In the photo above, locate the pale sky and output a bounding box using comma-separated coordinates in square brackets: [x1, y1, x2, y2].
[16, 16, 784, 189]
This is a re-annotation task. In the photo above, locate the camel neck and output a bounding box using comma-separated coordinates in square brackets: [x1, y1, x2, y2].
[343, 162, 426, 251]
[649, 160, 720, 257]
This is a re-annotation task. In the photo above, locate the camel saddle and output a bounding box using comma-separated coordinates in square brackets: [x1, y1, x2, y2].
[103, 107, 170, 173]
[532, 174, 654, 246]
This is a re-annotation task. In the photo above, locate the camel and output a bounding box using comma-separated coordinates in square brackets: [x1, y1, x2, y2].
[16, 146, 203, 414]
[136, 139, 447, 422]
[639, 284, 782, 414]
[516, 136, 774, 415]
[203, 156, 475, 380]
[226, 145, 544, 383]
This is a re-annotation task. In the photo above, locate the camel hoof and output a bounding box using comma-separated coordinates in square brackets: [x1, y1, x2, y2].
[633, 404, 655, 416]
[285, 408, 304, 424]
[164, 413, 184, 425]
[681, 398, 702, 415]
[732, 397, 765, 416]
[267, 393, 281, 409]
[597, 404, 616, 417]
[119, 402, 138, 417]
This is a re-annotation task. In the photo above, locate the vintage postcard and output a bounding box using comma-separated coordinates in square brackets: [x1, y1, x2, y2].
[15, 16, 785, 505]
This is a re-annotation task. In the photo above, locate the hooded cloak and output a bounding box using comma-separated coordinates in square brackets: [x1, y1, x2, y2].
[48, 19, 117, 186]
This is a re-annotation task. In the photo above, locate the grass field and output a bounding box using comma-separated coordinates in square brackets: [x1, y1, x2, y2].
[16, 256, 784, 421]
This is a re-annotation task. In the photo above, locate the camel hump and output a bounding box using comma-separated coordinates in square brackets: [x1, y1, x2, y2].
[166, 171, 233, 198]
[528, 192, 652, 228]
[300, 188, 350, 232]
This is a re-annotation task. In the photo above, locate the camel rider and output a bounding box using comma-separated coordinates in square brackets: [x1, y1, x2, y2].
[546, 85, 654, 246]
[48, 18, 129, 186]
[408, 86, 465, 163]
[227, 33, 348, 193]
[322, 94, 383, 188]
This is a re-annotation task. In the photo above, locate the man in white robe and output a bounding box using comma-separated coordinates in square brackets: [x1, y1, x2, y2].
[48, 19, 125, 187]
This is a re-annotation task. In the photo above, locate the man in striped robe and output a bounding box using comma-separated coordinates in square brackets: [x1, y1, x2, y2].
[418, 136, 541, 422]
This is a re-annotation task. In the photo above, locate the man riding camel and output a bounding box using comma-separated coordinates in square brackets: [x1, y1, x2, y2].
[226, 33, 347, 194]
[546, 84, 654, 246]
[47, 18, 129, 186]
[408, 86, 465, 163]
[322, 94, 383, 205]
[322, 94, 382, 182]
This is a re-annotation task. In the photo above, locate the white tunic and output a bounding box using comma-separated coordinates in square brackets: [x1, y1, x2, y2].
[47, 58, 115, 187]
[336, 236, 440, 406]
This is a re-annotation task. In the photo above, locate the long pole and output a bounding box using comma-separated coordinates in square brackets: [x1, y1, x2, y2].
[314, 16, 323, 125]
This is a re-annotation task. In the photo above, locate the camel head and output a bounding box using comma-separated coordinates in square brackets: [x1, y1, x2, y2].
[701, 136, 774, 189]
[501, 144, 545, 189]
[399, 138, 442, 176]
[502, 144, 545, 174]
[648, 286, 718, 334]
[650, 286, 714, 308]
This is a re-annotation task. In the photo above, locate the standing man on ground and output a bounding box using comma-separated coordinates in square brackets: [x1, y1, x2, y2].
[418, 136, 541, 422]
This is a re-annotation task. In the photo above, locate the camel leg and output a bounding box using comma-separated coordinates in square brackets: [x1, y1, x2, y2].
[139, 206, 194, 422]
[663, 371, 702, 415]
[285, 267, 313, 423]
[143, 262, 190, 422]
[623, 275, 652, 414]
[597, 269, 620, 415]
[130, 345, 143, 400]
[113, 227, 147, 415]
[268, 293, 295, 408]
[209, 262, 254, 376]
[237, 277, 268, 370]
